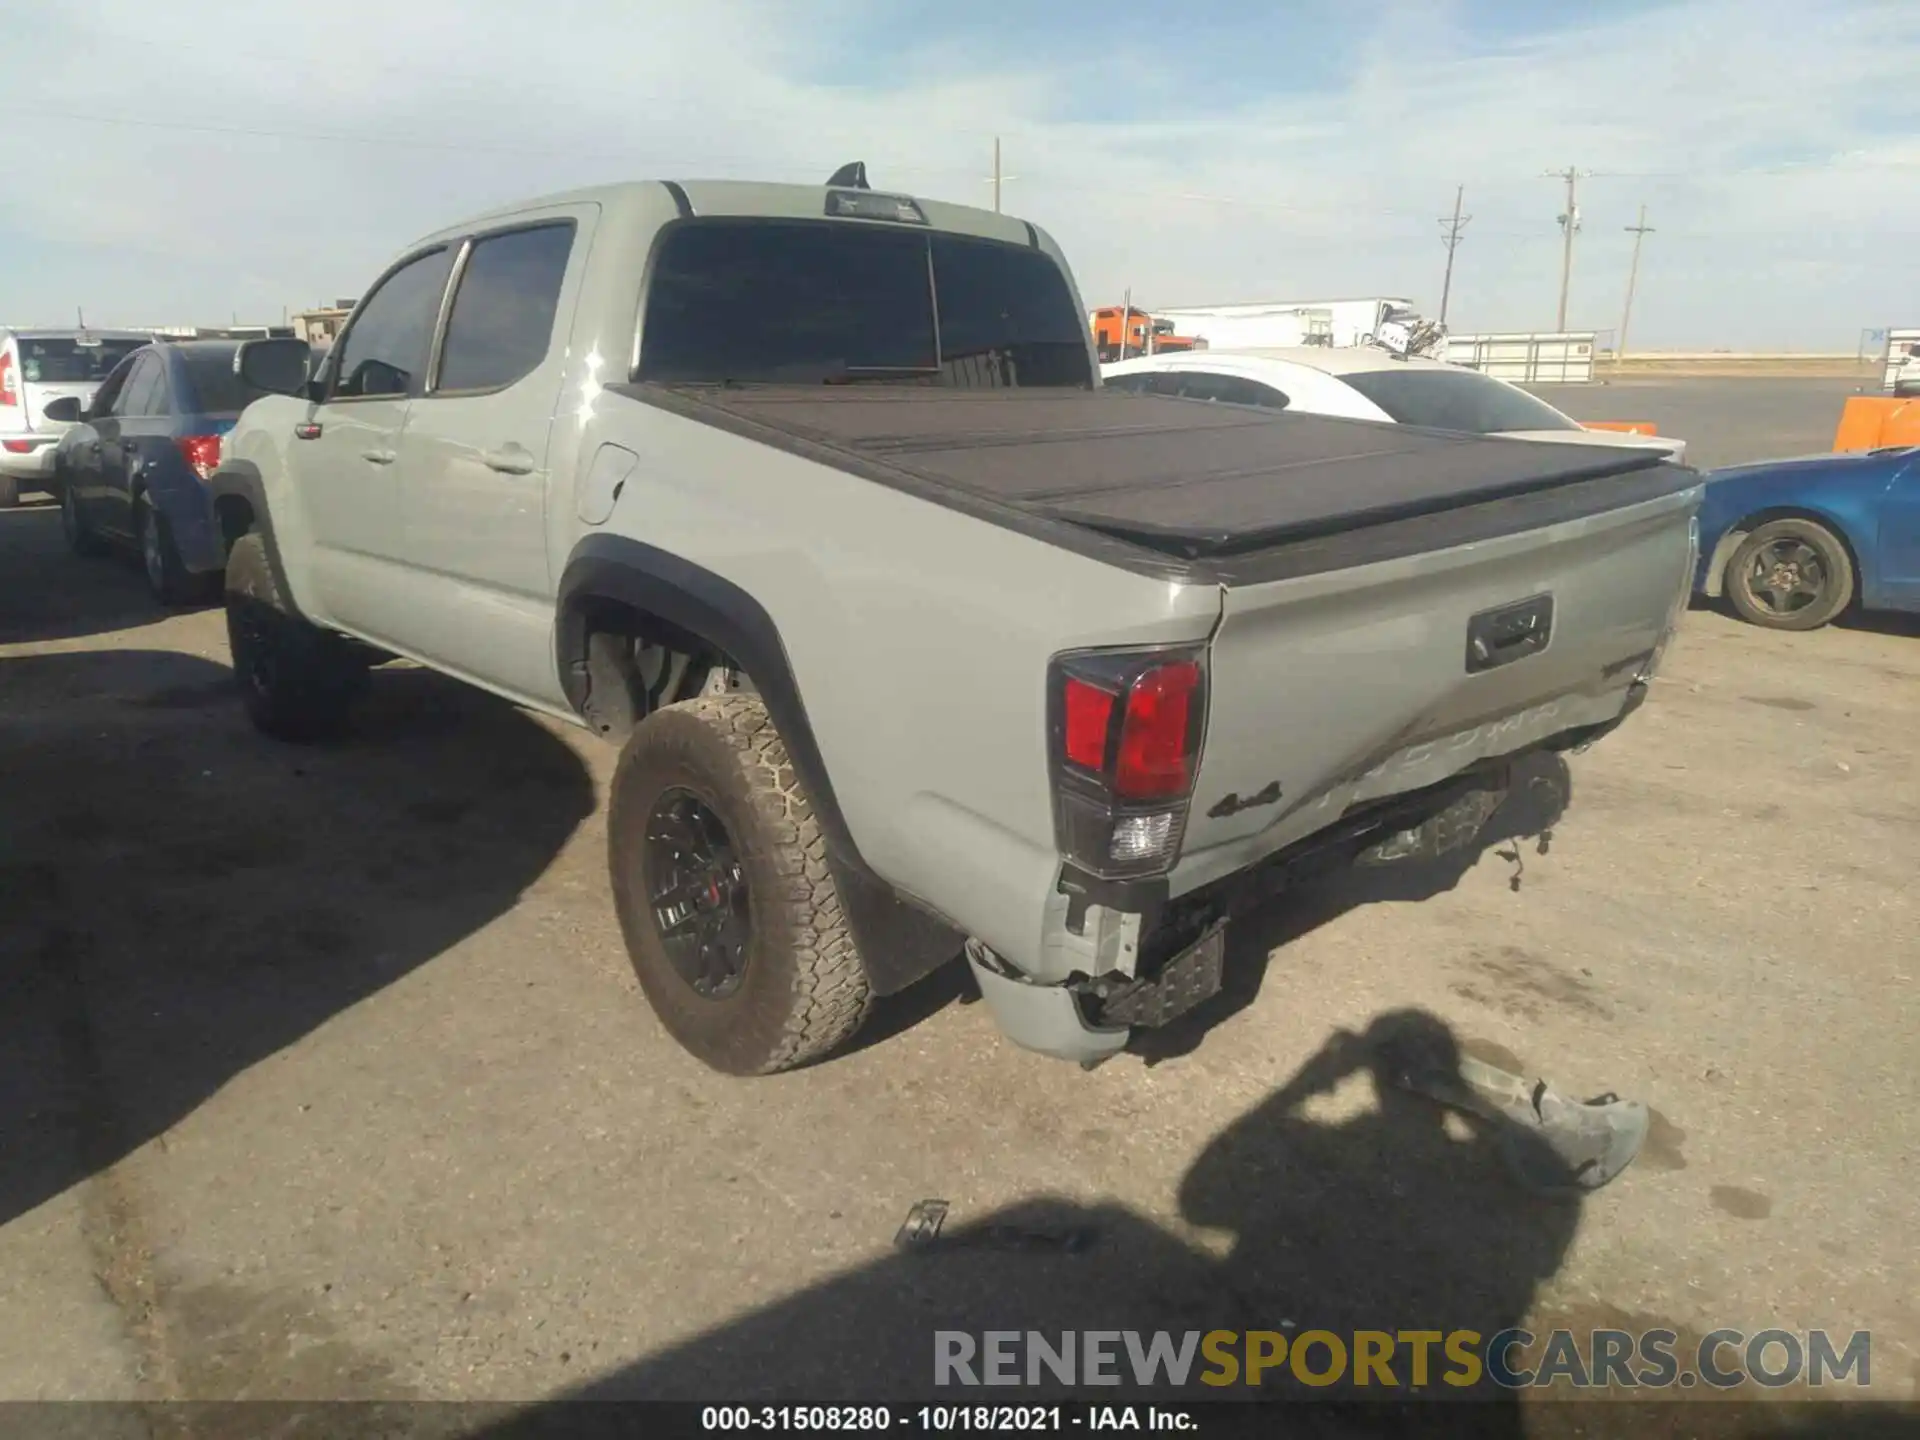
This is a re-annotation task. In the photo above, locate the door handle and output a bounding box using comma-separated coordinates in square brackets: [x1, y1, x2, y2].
[362, 449, 397, 465]
[481, 447, 535, 475]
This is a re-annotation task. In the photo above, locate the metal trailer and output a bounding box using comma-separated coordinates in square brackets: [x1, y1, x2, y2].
[1882, 328, 1919, 393]
[1149, 298, 1411, 350]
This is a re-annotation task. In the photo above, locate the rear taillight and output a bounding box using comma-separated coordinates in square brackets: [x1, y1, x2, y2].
[176, 434, 222, 480]
[0, 352, 16, 409]
[1049, 648, 1207, 879]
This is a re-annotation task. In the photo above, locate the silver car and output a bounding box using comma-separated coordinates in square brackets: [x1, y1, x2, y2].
[0, 327, 153, 507]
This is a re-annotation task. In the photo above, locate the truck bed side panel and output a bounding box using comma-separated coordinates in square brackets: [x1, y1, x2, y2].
[578, 395, 1224, 972]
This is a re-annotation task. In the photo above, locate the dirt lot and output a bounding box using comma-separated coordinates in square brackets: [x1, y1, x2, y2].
[2, 385, 1917, 1432]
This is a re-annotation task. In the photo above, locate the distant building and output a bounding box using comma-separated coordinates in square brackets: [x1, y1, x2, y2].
[140, 324, 295, 341]
[290, 300, 357, 349]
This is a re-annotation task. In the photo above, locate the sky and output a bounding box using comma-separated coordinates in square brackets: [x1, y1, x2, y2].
[1, 0, 1916, 350]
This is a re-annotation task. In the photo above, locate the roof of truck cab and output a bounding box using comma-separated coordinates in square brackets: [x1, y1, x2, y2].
[412, 179, 1037, 251]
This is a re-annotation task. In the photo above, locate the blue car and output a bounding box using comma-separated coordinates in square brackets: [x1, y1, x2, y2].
[47, 339, 306, 605]
[1693, 445, 1920, 630]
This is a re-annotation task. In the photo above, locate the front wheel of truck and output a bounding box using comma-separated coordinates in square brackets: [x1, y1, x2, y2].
[608, 695, 873, 1076]
[223, 532, 368, 741]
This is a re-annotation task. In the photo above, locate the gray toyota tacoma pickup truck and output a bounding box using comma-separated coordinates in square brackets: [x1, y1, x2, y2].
[211, 171, 1702, 1076]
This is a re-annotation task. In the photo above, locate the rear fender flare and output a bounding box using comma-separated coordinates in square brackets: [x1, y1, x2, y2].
[554, 534, 967, 996]
[554, 535, 851, 853]
[207, 464, 306, 615]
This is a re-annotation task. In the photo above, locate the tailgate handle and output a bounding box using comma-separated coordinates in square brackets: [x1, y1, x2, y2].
[1466, 594, 1553, 673]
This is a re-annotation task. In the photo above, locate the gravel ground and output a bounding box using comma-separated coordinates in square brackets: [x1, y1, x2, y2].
[2, 380, 1915, 1436]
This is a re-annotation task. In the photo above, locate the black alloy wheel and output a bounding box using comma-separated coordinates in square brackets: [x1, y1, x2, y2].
[643, 787, 751, 999]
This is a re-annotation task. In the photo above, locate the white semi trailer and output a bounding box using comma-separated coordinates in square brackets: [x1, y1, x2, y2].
[1150, 297, 1416, 351]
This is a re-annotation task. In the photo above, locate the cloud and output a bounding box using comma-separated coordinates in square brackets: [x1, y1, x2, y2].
[1, 0, 1915, 346]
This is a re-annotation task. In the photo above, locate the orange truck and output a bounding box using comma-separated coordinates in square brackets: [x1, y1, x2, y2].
[1091, 306, 1206, 363]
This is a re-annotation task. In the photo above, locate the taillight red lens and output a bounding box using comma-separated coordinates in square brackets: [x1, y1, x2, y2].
[1062, 677, 1115, 771]
[0, 352, 16, 408]
[177, 434, 222, 480]
[1112, 660, 1200, 799]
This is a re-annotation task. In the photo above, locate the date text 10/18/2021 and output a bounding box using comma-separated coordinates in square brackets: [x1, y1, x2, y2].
[701, 1406, 1191, 1432]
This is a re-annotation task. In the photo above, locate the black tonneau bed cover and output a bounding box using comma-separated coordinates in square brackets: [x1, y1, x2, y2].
[625, 385, 1699, 578]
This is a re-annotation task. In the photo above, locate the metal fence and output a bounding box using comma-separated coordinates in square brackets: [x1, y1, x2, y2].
[1441, 332, 1597, 384]
[1883, 328, 1919, 392]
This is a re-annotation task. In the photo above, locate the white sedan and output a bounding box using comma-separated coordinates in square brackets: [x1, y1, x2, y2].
[1102, 347, 1687, 464]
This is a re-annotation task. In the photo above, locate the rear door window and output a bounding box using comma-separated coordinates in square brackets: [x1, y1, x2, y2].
[135, 357, 173, 417]
[113, 354, 161, 418]
[1172, 372, 1290, 409]
[330, 247, 455, 399]
[87, 357, 138, 418]
[435, 223, 576, 392]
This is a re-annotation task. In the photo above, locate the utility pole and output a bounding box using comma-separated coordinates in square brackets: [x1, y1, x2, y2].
[982, 137, 1018, 213]
[1618, 203, 1655, 365]
[1546, 166, 1588, 332]
[1437, 185, 1471, 326]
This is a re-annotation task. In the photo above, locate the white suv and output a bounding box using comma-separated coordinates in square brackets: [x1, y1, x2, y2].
[0, 328, 153, 507]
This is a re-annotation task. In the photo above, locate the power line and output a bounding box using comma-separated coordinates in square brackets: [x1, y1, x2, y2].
[1618, 203, 1656, 363]
[1437, 184, 1471, 326]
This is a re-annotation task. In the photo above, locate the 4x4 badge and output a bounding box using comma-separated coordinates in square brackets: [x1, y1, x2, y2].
[1207, 778, 1283, 819]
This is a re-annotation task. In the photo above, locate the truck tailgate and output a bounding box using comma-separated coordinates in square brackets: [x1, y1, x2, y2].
[1176, 482, 1700, 890]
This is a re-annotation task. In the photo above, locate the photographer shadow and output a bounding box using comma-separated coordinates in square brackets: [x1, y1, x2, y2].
[476, 1007, 1597, 1440]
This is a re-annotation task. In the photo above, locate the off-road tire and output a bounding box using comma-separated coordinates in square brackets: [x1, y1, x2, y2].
[0, 474, 18, 509]
[223, 531, 368, 741]
[608, 695, 873, 1075]
[1726, 517, 1854, 632]
[61, 481, 108, 557]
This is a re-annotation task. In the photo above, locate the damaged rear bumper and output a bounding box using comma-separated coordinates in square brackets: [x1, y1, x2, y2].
[968, 683, 1647, 1065]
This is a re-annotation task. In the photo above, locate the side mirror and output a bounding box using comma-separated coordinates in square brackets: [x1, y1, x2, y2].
[235, 337, 314, 398]
[41, 396, 84, 424]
